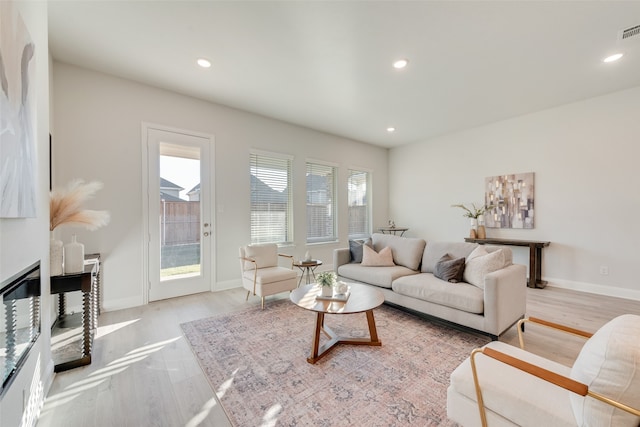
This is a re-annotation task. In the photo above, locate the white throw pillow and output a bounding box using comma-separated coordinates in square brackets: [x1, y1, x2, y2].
[570, 314, 640, 427]
[361, 245, 395, 267]
[462, 246, 504, 289]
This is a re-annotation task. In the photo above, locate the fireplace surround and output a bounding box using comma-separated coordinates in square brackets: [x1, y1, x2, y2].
[0, 261, 41, 397]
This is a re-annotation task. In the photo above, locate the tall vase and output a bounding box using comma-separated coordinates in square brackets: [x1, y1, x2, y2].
[469, 218, 478, 239]
[50, 233, 63, 276]
[63, 235, 85, 274]
[477, 215, 487, 239]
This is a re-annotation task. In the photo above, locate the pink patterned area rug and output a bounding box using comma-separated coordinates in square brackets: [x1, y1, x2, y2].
[181, 299, 489, 426]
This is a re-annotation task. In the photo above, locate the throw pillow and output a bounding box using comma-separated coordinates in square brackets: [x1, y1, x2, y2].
[349, 238, 372, 263]
[434, 254, 466, 283]
[361, 245, 395, 267]
[463, 246, 505, 288]
[569, 314, 640, 427]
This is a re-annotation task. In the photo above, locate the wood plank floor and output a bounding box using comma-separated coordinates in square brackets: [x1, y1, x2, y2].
[36, 286, 640, 427]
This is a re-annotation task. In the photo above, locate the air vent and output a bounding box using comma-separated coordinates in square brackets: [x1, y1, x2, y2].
[619, 24, 640, 41]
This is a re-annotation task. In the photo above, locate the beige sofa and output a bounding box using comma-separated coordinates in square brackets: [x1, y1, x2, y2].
[333, 233, 527, 339]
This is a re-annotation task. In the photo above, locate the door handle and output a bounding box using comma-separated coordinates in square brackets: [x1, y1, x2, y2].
[203, 232, 210, 237]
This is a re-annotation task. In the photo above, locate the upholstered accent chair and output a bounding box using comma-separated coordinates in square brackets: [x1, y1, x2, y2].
[447, 314, 640, 427]
[239, 243, 297, 309]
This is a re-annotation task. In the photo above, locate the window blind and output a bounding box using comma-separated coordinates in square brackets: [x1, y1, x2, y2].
[250, 152, 292, 244]
[347, 169, 370, 238]
[306, 162, 336, 243]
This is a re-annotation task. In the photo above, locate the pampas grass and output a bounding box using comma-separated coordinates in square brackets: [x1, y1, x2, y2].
[50, 179, 110, 231]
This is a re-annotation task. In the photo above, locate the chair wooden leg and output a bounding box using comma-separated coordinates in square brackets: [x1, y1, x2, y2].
[261, 296, 265, 309]
[245, 290, 250, 301]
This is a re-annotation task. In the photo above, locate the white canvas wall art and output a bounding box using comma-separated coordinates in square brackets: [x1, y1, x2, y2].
[0, 3, 37, 218]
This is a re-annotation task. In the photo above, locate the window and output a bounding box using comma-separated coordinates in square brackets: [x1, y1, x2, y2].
[306, 161, 337, 243]
[250, 152, 293, 244]
[347, 169, 370, 238]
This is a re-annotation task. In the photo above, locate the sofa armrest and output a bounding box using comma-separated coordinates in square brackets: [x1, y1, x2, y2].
[333, 248, 351, 273]
[483, 264, 527, 336]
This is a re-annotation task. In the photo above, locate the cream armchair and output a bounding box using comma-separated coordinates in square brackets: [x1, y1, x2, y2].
[447, 314, 640, 427]
[239, 243, 297, 309]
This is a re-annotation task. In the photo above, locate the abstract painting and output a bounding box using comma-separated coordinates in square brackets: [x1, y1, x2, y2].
[0, 3, 37, 218]
[484, 172, 535, 229]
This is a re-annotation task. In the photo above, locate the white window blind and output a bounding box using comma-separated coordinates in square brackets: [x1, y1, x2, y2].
[250, 152, 292, 244]
[348, 169, 370, 238]
[306, 162, 336, 243]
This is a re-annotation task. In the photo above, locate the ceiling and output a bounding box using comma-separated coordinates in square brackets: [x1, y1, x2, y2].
[48, 1, 640, 148]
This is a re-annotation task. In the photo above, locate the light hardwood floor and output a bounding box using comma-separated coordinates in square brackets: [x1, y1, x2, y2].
[36, 286, 640, 427]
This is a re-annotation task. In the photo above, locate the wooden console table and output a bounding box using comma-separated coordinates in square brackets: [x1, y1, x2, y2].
[50, 254, 100, 372]
[464, 238, 550, 289]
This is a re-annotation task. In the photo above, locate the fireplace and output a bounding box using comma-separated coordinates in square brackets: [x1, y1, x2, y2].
[0, 261, 41, 396]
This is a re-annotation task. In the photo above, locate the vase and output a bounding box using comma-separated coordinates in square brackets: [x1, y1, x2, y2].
[304, 251, 311, 262]
[321, 285, 333, 297]
[63, 235, 85, 274]
[50, 234, 63, 276]
[477, 225, 486, 239]
[469, 218, 478, 239]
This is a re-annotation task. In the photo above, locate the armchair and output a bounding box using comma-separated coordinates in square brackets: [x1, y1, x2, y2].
[239, 243, 297, 309]
[447, 314, 640, 427]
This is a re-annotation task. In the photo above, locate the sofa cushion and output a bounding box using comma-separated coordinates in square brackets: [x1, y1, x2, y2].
[421, 242, 478, 273]
[349, 238, 372, 263]
[392, 273, 484, 314]
[243, 243, 278, 270]
[463, 246, 505, 289]
[362, 245, 395, 267]
[434, 254, 466, 283]
[569, 314, 640, 427]
[449, 341, 576, 427]
[337, 264, 417, 289]
[371, 233, 426, 271]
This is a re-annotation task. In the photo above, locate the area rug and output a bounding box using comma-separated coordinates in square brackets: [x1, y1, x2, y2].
[181, 299, 489, 426]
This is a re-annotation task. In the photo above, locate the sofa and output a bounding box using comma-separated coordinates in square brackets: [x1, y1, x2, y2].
[333, 233, 527, 339]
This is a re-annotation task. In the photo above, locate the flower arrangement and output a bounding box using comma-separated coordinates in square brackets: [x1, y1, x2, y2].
[316, 271, 336, 288]
[50, 179, 110, 231]
[451, 203, 494, 219]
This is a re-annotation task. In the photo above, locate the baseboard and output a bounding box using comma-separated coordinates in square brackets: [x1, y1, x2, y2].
[545, 277, 640, 301]
[214, 279, 242, 291]
[102, 295, 145, 312]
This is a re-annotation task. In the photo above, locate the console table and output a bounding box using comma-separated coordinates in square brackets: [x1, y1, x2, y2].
[464, 238, 550, 289]
[50, 254, 100, 372]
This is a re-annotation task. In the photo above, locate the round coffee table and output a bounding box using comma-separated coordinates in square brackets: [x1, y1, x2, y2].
[290, 282, 384, 364]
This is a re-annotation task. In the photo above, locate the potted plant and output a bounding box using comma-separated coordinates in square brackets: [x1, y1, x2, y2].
[451, 203, 494, 238]
[316, 271, 335, 297]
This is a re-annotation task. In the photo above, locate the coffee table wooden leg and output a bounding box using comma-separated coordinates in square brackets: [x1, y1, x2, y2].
[365, 309, 381, 344]
[308, 312, 324, 363]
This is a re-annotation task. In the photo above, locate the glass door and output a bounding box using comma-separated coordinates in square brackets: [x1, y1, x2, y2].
[146, 127, 212, 301]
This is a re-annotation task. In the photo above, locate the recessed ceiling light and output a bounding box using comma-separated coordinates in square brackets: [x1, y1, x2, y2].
[603, 53, 623, 63]
[197, 58, 212, 68]
[393, 59, 408, 69]
[387, 127, 396, 133]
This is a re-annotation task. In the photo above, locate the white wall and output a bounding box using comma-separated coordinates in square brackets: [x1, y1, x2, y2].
[390, 86, 640, 299]
[52, 62, 389, 311]
[0, 2, 52, 426]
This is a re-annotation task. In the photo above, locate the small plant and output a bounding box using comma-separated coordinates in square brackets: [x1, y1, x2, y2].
[451, 203, 494, 219]
[316, 271, 336, 287]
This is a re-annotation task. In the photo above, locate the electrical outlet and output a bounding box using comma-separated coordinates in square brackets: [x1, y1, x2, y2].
[599, 266, 609, 275]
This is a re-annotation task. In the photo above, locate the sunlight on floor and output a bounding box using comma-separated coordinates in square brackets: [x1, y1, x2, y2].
[185, 396, 220, 427]
[40, 336, 181, 417]
[95, 318, 140, 339]
[216, 368, 238, 399]
[261, 403, 282, 427]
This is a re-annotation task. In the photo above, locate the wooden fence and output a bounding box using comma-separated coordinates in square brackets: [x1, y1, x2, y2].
[161, 201, 200, 245]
